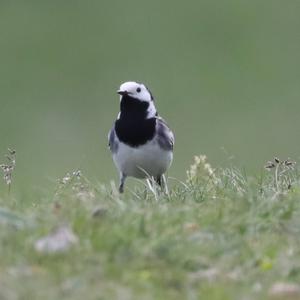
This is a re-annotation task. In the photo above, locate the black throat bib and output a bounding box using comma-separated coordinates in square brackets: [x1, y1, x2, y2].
[115, 95, 156, 147]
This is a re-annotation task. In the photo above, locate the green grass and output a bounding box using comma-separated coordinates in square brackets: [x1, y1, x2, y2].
[1, 156, 300, 300]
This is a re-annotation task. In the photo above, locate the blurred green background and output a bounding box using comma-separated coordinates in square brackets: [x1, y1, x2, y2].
[1, 1, 300, 192]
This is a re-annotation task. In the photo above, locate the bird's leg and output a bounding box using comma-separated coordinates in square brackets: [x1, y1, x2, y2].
[156, 176, 164, 194]
[156, 174, 169, 195]
[156, 176, 162, 187]
[162, 174, 169, 195]
[119, 173, 126, 193]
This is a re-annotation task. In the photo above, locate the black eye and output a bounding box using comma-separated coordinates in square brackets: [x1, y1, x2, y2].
[136, 87, 141, 93]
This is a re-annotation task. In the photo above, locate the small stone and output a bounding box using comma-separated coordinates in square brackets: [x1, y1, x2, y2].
[92, 207, 107, 218]
[35, 225, 78, 254]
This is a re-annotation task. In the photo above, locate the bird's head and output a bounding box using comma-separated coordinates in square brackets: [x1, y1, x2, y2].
[117, 81, 156, 118]
[117, 81, 154, 103]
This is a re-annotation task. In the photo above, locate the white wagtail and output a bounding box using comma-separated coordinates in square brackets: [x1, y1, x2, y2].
[108, 81, 174, 193]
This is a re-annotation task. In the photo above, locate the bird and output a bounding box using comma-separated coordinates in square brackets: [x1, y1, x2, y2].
[108, 81, 174, 193]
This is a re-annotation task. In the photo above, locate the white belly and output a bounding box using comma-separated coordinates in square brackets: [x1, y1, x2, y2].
[113, 140, 173, 178]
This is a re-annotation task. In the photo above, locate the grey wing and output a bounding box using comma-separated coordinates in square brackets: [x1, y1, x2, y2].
[156, 117, 174, 151]
[108, 127, 119, 153]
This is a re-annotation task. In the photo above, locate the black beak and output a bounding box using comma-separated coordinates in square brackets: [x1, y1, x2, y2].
[117, 90, 128, 96]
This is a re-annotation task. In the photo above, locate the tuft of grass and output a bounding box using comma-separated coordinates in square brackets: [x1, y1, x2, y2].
[0, 156, 300, 299]
[0, 149, 16, 193]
